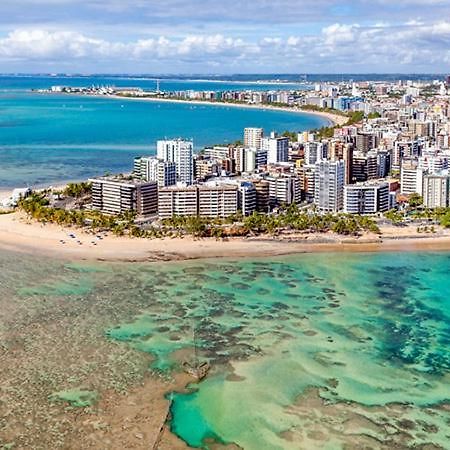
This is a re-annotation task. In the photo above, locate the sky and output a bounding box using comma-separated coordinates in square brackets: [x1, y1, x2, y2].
[0, 0, 449, 74]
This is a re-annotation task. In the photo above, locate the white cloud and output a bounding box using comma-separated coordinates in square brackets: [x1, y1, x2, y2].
[322, 23, 359, 45]
[0, 21, 450, 71]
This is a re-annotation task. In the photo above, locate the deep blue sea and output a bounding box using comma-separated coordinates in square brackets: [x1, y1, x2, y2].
[0, 76, 327, 189]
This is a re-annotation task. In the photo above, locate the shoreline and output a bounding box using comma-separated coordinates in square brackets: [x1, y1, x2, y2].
[36, 90, 345, 127]
[104, 94, 347, 127]
[1, 212, 450, 263]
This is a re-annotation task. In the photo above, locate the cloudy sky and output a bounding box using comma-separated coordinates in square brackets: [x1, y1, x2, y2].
[1, 0, 449, 74]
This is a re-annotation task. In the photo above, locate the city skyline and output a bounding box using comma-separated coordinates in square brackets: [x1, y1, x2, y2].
[1, 0, 450, 74]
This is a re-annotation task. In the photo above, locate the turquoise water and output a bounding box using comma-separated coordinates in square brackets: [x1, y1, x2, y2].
[0, 77, 324, 188]
[4, 249, 449, 448]
[0, 75, 309, 93]
[103, 252, 450, 449]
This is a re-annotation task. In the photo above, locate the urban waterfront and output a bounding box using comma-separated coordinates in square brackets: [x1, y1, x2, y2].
[0, 81, 326, 188]
[1, 249, 449, 448]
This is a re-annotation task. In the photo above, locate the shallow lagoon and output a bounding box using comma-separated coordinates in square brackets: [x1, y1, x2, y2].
[2, 251, 449, 449]
[106, 253, 450, 449]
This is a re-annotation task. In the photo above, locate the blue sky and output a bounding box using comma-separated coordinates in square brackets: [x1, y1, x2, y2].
[0, 0, 449, 74]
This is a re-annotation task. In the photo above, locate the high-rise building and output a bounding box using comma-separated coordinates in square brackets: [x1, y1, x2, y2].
[298, 165, 316, 203]
[262, 134, 289, 164]
[244, 128, 263, 149]
[355, 131, 377, 153]
[267, 175, 301, 206]
[203, 146, 230, 160]
[90, 177, 158, 216]
[304, 142, 327, 166]
[352, 151, 378, 182]
[314, 160, 345, 212]
[423, 173, 450, 208]
[252, 179, 270, 212]
[377, 151, 391, 178]
[344, 181, 390, 214]
[400, 163, 425, 195]
[244, 148, 257, 172]
[157, 139, 194, 185]
[238, 182, 257, 216]
[418, 154, 448, 174]
[134, 157, 176, 187]
[194, 158, 221, 180]
[198, 185, 238, 218]
[343, 143, 354, 185]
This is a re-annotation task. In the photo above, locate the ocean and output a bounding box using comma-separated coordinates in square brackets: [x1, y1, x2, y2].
[0, 76, 325, 189]
[2, 250, 449, 449]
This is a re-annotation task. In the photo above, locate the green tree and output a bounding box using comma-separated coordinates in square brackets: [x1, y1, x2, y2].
[408, 193, 423, 208]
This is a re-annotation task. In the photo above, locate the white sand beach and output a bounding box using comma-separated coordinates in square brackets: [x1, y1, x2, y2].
[1, 212, 450, 262]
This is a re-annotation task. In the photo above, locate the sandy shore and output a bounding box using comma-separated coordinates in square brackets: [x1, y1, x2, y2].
[1, 212, 450, 263]
[79, 92, 347, 127]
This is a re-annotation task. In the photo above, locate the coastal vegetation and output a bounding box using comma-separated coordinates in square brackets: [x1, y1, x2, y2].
[299, 104, 348, 117]
[17, 194, 381, 239]
[63, 182, 92, 198]
[384, 203, 450, 229]
[311, 110, 365, 139]
[18, 193, 135, 236]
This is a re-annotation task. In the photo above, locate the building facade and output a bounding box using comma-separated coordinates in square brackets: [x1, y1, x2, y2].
[90, 177, 158, 216]
[244, 127, 263, 149]
[314, 160, 345, 212]
[158, 184, 239, 219]
[263, 135, 289, 164]
[400, 164, 424, 195]
[344, 182, 389, 214]
[423, 174, 450, 208]
[157, 139, 194, 185]
[134, 157, 177, 187]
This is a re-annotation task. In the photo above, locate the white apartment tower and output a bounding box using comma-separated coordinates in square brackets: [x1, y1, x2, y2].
[304, 142, 327, 166]
[134, 157, 176, 187]
[262, 134, 289, 164]
[314, 160, 345, 212]
[157, 139, 194, 185]
[400, 164, 424, 195]
[344, 182, 390, 214]
[423, 174, 450, 208]
[244, 128, 264, 149]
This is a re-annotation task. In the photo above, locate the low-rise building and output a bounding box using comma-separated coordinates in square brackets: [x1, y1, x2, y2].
[158, 184, 239, 219]
[344, 181, 390, 214]
[90, 177, 158, 216]
[158, 186, 198, 219]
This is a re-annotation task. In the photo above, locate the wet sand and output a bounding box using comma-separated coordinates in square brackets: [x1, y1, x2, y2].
[1, 212, 450, 263]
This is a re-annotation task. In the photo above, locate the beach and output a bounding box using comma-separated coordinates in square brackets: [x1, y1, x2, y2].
[88, 93, 348, 127]
[1, 211, 450, 262]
